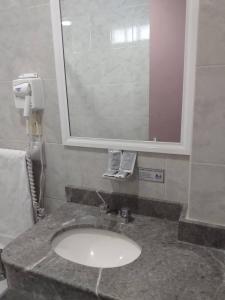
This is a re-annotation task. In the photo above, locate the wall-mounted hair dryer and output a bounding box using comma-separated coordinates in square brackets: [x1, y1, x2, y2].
[13, 73, 44, 118]
[13, 82, 32, 118]
[13, 74, 46, 220]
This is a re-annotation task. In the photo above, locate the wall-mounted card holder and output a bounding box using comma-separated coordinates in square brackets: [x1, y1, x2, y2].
[103, 150, 137, 181]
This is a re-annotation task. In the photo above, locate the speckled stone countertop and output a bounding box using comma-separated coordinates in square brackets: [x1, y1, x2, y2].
[2, 203, 225, 300]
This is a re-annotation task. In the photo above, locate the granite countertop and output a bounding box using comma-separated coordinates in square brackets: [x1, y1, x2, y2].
[2, 202, 225, 300]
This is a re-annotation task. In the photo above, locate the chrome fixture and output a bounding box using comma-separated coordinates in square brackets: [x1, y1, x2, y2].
[119, 207, 131, 224]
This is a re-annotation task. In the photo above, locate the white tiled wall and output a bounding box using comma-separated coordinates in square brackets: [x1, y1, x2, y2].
[1, 0, 209, 221]
[0, 0, 191, 214]
[188, 0, 225, 226]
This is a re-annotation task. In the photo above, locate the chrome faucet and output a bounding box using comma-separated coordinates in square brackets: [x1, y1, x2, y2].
[119, 207, 131, 224]
[97, 190, 118, 215]
[97, 191, 132, 223]
[97, 191, 108, 213]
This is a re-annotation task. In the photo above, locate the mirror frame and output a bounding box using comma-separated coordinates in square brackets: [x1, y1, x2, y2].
[50, 0, 199, 155]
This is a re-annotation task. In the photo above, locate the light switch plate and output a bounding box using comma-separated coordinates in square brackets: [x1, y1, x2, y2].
[138, 168, 165, 183]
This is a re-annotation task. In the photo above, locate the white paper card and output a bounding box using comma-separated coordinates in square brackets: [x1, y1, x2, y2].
[103, 150, 122, 178]
[103, 150, 137, 180]
[119, 151, 137, 173]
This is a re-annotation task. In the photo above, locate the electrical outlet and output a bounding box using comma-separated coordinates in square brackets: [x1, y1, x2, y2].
[138, 168, 165, 183]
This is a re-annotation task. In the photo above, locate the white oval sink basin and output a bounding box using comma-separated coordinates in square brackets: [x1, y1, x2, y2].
[52, 228, 141, 268]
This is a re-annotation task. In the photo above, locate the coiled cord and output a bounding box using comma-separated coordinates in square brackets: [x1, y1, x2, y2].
[26, 154, 40, 223]
[26, 113, 46, 223]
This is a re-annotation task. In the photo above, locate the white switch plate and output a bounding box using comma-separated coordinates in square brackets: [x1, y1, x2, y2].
[138, 168, 165, 183]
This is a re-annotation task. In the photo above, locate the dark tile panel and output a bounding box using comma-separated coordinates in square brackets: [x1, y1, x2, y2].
[66, 186, 182, 221]
[179, 207, 225, 250]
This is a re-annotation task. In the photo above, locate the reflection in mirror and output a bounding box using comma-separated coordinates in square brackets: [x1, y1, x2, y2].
[60, 0, 186, 143]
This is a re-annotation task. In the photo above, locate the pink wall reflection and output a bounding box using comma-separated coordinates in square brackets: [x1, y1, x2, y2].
[149, 0, 186, 142]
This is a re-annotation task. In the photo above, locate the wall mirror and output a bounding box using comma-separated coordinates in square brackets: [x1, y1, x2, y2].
[51, 0, 199, 154]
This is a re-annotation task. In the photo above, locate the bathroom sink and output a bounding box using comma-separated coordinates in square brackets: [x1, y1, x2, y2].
[52, 228, 142, 268]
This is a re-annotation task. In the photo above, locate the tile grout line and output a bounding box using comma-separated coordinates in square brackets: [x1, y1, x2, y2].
[0, 2, 50, 13]
[192, 161, 225, 168]
[27, 3, 50, 10]
[197, 64, 225, 69]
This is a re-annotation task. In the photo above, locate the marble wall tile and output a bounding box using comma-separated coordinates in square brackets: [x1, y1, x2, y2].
[17, 0, 49, 7]
[64, 147, 121, 194]
[0, 4, 55, 81]
[189, 163, 225, 226]
[116, 173, 163, 200]
[136, 154, 189, 203]
[45, 197, 65, 214]
[0, 82, 27, 141]
[21, 4, 56, 79]
[137, 153, 166, 169]
[45, 144, 67, 200]
[165, 157, 190, 203]
[44, 145, 190, 205]
[63, 147, 86, 189]
[197, 0, 225, 66]
[0, 139, 27, 151]
[0, 0, 193, 218]
[42, 80, 62, 144]
[189, 0, 225, 226]
[45, 146, 191, 205]
[60, 0, 91, 19]
[192, 66, 225, 165]
[119, 153, 166, 199]
[45, 145, 122, 200]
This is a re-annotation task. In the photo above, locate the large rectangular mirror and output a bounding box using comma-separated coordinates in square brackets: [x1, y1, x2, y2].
[51, 0, 199, 154]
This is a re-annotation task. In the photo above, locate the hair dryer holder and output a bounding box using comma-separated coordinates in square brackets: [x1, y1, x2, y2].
[13, 74, 44, 117]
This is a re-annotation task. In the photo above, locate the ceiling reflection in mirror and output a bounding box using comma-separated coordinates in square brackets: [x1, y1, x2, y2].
[60, 0, 186, 143]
